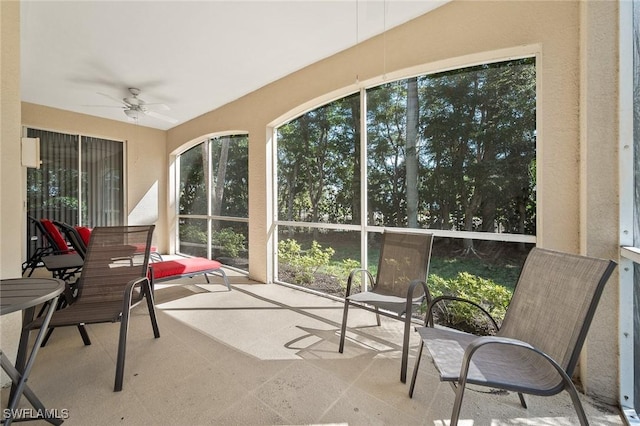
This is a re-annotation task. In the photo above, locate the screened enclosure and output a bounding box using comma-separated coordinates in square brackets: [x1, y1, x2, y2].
[177, 134, 249, 270]
[275, 58, 536, 308]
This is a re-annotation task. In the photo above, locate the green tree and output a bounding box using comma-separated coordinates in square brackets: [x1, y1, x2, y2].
[277, 93, 359, 227]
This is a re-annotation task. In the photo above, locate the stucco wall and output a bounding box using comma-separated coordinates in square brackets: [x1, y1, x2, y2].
[1, 0, 23, 386]
[579, 1, 620, 402]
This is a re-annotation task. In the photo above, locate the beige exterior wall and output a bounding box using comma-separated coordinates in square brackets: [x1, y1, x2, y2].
[1, 0, 23, 386]
[1, 0, 622, 403]
[1, 1, 23, 279]
[579, 1, 620, 401]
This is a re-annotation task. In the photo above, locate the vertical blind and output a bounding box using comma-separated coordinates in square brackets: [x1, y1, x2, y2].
[81, 136, 124, 226]
[27, 128, 80, 225]
[26, 128, 124, 256]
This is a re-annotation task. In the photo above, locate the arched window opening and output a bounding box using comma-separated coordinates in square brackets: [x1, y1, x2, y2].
[274, 58, 537, 327]
[177, 134, 249, 271]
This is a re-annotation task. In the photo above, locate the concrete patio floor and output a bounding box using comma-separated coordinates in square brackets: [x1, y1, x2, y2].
[1, 269, 625, 425]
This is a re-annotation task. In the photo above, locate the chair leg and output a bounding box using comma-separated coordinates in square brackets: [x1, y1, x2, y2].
[450, 377, 468, 426]
[564, 378, 589, 425]
[400, 315, 412, 383]
[338, 299, 350, 353]
[144, 281, 161, 339]
[42, 324, 90, 347]
[518, 392, 527, 408]
[40, 327, 55, 347]
[114, 310, 130, 392]
[408, 342, 424, 398]
[374, 307, 381, 326]
[78, 325, 91, 345]
[218, 270, 231, 291]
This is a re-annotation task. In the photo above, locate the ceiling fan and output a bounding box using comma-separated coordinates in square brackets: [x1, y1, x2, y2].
[98, 88, 178, 124]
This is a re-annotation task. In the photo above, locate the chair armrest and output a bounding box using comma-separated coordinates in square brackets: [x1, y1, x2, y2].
[345, 269, 374, 297]
[405, 279, 430, 317]
[424, 295, 499, 332]
[122, 276, 151, 311]
[459, 335, 569, 389]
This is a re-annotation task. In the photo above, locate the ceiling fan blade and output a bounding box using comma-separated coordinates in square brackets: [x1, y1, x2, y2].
[144, 110, 178, 124]
[97, 92, 127, 106]
[82, 104, 125, 108]
[142, 102, 170, 111]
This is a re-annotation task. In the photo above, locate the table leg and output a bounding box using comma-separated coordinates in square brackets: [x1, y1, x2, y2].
[4, 295, 63, 425]
[1, 352, 62, 425]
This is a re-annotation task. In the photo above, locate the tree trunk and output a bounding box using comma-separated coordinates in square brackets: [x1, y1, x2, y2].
[406, 77, 419, 228]
[211, 137, 230, 230]
[349, 96, 361, 225]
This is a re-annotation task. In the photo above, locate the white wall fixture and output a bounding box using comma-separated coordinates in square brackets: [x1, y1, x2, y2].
[21, 137, 40, 169]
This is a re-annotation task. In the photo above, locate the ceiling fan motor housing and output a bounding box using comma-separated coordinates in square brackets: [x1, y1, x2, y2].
[124, 88, 142, 106]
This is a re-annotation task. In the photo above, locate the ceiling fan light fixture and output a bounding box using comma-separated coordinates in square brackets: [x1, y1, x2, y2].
[124, 109, 138, 120]
[125, 96, 140, 106]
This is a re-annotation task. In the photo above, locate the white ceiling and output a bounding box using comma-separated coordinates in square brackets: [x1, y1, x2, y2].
[20, 1, 447, 131]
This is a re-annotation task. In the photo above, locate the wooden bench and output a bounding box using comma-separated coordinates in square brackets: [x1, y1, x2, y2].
[148, 257, 231, 291]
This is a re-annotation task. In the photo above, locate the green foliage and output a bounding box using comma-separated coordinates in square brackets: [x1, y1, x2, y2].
[179, 225, 246, 258]
[42, 196, 78, 209]
[277, 59, 536, 236]
[340, 258, 360, 277]
[428, 272, 512, 333]
[429, 256, 521, 291]
[179, 135, 249, 217]
[180, 225, 207, 244]
[278, 239, 335, 284]
[324, 258, 361, 289]
[213, 228, 245, 258]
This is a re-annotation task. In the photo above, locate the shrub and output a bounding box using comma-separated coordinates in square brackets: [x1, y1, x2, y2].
[180, 225, 207, 244]
[427, 272, 512, 334]
[323, 258, 361, 289]
[278, 239, 335, 284]
[213, 228, 245, 258]
[179, 225, 245, 258]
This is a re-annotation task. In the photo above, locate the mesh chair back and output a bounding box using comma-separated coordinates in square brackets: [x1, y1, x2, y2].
[498, 248, 616, 375]
[373, 231, 434, 299]
[76, 225, 155, 304]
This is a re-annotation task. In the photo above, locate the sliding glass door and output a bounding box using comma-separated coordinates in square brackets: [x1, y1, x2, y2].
[25, 127, 124, 257]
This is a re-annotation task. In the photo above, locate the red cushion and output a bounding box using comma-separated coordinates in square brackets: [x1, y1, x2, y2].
[132, 243, 158, 253]
[41, 219, 71, 252]
[150, 258, 222, 280]
[74, 226, 92, 246]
